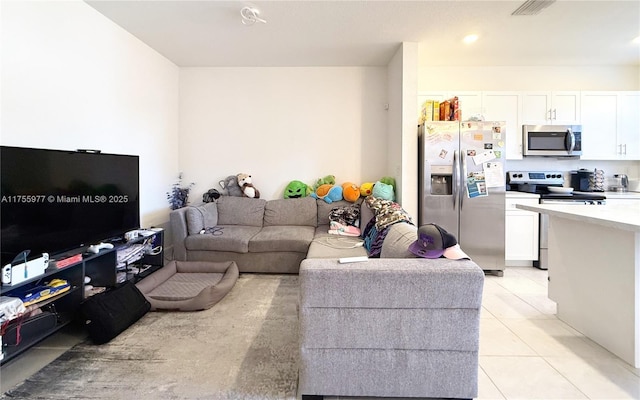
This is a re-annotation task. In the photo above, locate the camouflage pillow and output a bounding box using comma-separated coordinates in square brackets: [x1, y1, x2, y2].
[365, 196, 413, 230]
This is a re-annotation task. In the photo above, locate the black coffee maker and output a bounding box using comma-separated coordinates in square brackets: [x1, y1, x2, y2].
[570, 169, 605, 192]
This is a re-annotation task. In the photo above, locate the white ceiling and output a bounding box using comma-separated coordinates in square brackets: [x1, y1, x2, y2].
[85, 0, 640, 68]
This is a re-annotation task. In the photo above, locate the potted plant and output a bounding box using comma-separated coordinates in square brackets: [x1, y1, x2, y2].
[167, 173, 195, 210]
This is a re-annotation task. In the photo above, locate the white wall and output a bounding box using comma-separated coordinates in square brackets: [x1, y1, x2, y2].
[179, 67, 387, 201]
[387, 43, 419, 219]
[418, 66, 640, 91]
[1, 0, 180, 227]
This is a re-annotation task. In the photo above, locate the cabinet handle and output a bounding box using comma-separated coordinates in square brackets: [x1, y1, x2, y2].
[623, 144, 627, 155]
[547, 109, 552, 120]
[553, 108, 557, 120]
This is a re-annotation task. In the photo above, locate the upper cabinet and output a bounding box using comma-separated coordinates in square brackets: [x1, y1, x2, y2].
[581, 91, 640, 160]
[617, 92, 640, 159]
[417, 90, 637, 161]
[522, 91, 581, 125]
[482, 92, 523, 160]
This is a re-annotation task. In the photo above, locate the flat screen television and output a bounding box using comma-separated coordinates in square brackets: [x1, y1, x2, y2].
[1, 146, 140, 266]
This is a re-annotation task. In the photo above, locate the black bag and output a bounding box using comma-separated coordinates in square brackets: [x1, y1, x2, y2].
[2, 311, 57, 347]
[80, 281, 150, 344]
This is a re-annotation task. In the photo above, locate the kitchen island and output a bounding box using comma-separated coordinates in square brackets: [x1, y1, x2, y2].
[516, 203, 640, 368]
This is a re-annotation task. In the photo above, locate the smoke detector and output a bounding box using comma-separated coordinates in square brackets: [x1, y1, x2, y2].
[241, 6, 267, 25]
[512, 0, 556, 16]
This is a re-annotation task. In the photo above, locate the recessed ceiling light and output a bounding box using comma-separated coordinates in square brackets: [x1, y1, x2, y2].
[463, 34, 478, 44]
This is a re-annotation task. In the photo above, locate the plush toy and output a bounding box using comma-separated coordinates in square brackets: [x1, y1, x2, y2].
[237, 173, 260, 199]
[202, 188, 221, 203]
[360, 182, 374, 197]
[219, 175, 243, 197]
[284, 180, 311, 199]
[313, 175, 336, 191]
[341, 182, 360, 203]
[310, 184, 343, 204]
[372, 180, 394, 201]
[379, 176, 397, 194]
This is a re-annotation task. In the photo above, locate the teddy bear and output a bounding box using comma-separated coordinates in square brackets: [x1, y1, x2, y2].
[219, 175, 243, 197]
[237, 173, 260, 199]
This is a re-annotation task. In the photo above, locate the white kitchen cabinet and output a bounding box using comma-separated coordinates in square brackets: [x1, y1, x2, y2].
[522, 91, 581, 125]
[581, 91, 640, 160]
[617, 91, 640, 159]
[482, 92, 522, 160]
[505, 196, 539, 261]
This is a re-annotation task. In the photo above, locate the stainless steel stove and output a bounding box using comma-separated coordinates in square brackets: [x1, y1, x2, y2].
[506, 171, 606, 204]
[506, 171, 607, 270]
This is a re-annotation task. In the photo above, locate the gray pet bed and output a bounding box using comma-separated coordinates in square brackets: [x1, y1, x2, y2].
[136, 260, 239, 311]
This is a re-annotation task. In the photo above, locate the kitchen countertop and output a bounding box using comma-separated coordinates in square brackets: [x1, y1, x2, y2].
[601, 191, 640, 199]
[505, 191, 540, 199]
[516, 203, 640, 232]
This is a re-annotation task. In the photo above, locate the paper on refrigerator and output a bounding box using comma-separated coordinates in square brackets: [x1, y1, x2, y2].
[483, 162, 504, 187]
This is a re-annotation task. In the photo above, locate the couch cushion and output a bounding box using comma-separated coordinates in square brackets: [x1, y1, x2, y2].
[185, 203, 218, 235]
[264, 197, 317, 227]
[249, 225, 315, 253]
[184, 225, 261, 253]
[380, 222, 418, 259]
[307, 226, 368, 259]
[216, 196, 266, 227]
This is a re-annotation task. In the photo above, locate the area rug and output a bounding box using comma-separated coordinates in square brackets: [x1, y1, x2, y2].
[2, 274, 299, 400]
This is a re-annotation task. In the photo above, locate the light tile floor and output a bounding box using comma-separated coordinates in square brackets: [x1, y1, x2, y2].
[479, 266, 640, 400]
[2, 266, 639, 399]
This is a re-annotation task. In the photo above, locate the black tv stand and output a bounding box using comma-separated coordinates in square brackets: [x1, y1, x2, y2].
[0, 230, 164, 364]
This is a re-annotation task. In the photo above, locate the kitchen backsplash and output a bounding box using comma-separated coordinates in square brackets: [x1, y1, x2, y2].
[505, 159, 640, 183]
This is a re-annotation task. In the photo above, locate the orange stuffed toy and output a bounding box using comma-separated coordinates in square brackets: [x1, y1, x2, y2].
[341, 182, 360, 203]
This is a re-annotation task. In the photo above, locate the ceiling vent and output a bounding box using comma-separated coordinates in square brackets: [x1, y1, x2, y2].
[511, 0, 556, 15]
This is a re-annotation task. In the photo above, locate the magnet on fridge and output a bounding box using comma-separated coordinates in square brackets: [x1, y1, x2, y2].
[498, 141, 504, 147]
[484, 143, 493, 149]
[473, 134, 483, 141]
[493, 132, 501, 139]
[494, 150, 502, 158]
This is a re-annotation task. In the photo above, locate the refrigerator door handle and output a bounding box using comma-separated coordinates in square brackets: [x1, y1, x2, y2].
[452, 150, 458, 209]
[460, 151, 467, 209]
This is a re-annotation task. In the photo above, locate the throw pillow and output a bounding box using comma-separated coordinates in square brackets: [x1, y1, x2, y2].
[380, 223, 418, 258]
[186, 203, 218, 235]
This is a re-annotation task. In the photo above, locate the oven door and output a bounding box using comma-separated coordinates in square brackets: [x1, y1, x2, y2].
[523, 125, 582, 157]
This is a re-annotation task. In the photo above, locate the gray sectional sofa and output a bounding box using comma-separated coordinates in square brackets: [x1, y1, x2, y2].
[169, 195, 484, 399]
[170, 195, 370, 273]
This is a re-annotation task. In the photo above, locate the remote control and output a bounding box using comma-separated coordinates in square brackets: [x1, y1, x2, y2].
[339, 256, 369, 264]
[87, 242, 114, 254]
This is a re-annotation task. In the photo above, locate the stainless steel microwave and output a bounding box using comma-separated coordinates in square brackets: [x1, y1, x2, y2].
[522, 125, 582, 157]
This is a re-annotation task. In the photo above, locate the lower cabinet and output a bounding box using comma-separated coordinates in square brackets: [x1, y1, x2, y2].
[505, 197, 539, 261]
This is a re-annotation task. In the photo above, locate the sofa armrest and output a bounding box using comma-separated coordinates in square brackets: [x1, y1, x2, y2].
[169, 208, 189, 261]
[300, 257, 484, 309]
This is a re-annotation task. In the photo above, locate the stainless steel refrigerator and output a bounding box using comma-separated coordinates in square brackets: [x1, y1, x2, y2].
[418, 121, 506, 276]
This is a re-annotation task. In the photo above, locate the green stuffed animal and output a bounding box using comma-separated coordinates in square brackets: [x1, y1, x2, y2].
[284, 180, 311, 199]
[313, 175, 336, 191]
